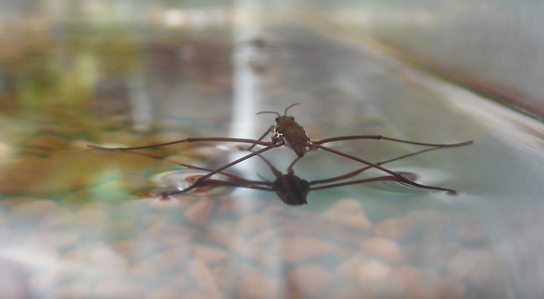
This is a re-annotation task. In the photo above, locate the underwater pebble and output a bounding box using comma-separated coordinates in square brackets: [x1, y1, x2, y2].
[406, 286, 439, 299]
[321, 198, 373, 230]
[407, 210, 452, 229]
[112, 239, 160, 263]
[361, 237, 403, 264]
[287, 264, 332, 297]
[240, 265, 281, 299]
[94, 279, 145, 299]
[161, 234, 194, 248]
[177, 291, 218, 299]
[141, 214, 172, 228]
[447, 249, 510, 298]
[228, 196, 267, 215]
[188, 258, 219, 294]
[279, 236, 340, 263]
[207, 225, 235, 247]
[38, 207, 75, 230]
[184, 199, 217, 226]
[88, 244, 130, 272]
[447, 249, 486, 279]
[406, 276, 466, 299]
[53, 282, 94, 299]
[34, 231, 80, 252]
[374, 217, 415, 240]
[171, 274, 189, 293]
[152, 247, 192, 272]
[236, 214, 275, 235]
[130, 260, 159, 278]
[30, 267, 76, 295]
[435, 280, 466, 299]
[145, 222, 196, 240]
[9, 199, 58, 224]
[337, 253, 367, 279]
[356, 259, 391, 284]
[249, 229, 278, 248]
[229, 236, 255, 259]
[390, 265, 424, 290]
[194, 245, 230, 265]
[453, 213, 490, 246]
[75, 208, 110, 238]
[375, 210, 453, 241]
[145, 286, 180, 299]
[64, 243, 129, 274]
[212, 264, 236, 291]
[334, 287, 368, 299]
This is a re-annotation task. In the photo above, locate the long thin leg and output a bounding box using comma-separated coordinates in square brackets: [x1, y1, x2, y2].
[311, 175, 399, 191]
[245, 125, 275, 151]
[93, 147, 269, 185]
[174, 178, 274, 191]
[163, 142, 283, 195]
[314, 135, 473, 147]
[310, 141, 473, 185]
[88, 137, 272, 151]
[309, 143, 457, 193]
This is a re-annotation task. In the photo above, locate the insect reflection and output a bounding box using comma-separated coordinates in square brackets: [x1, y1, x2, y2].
[118, 143, 471, 205]
[89, 104, 473, 195]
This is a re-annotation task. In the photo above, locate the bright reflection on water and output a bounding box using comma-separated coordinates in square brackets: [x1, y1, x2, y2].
[0, 25, 530, 299]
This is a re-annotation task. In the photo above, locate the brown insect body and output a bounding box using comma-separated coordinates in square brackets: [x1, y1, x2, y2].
[273, 116, 310, 158]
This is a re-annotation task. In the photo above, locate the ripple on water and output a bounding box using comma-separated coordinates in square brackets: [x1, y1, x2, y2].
[149, 170, 235, 199]
[365, 167, 457, 195]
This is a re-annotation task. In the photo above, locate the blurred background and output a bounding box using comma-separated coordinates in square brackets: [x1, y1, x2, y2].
[0, 1, 543, 298]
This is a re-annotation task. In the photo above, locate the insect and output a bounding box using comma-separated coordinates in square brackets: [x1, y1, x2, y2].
[88, 103, 473, 195]
[98, 142, 472, 205]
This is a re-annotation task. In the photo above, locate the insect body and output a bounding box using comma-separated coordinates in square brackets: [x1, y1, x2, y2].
[264, 110, 311, 158]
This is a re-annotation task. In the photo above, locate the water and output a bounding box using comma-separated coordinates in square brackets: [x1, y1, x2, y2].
[0, 25, 534, 298]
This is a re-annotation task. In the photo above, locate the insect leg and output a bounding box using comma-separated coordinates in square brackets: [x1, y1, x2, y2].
[311, 175, 399, 191]
[309, 143, 457, 194]
[310, 142, 472, 185]
[314, 135, 473, 148]
[244, 125, 275, 151]
[88, 137, 272, 151]
[164, 143, 282, 195]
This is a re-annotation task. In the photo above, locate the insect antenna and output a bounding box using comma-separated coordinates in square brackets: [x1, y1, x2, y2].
[256, 110, 281, 117]
[283, 103, 300, 115]
[256, 102, 300, 116]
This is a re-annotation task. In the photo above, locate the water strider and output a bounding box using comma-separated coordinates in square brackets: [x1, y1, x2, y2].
[98, 143, 472, 205]
[89, 103, 473, 195]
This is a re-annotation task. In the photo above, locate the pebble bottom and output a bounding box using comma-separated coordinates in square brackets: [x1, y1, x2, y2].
[1, 195, 512, 299]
